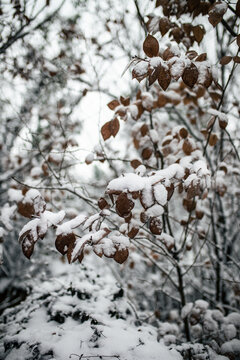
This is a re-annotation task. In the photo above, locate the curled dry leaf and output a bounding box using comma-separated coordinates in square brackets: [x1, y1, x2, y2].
[143, 34, 159, 57]
[101, 118, 120, 141]
[182, 63, 198, 88]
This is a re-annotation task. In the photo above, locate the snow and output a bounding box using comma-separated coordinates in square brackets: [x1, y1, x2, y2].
[221, 339, 240, 355]
[0, 204, 16, 231]
[153, 183, 168, 206]
[0, 259, 182, 360]
[56, 214, 87, 235]
[208, 108, 228, 122]
[8, 188, 23, 202]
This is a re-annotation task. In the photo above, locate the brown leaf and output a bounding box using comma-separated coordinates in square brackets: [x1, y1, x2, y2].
[236, 0, 240, 17]
[158, 65, 171, 91]
[130, 159, 142, 169]
[183, 198, 196, 212]
[22, 235, 35, 259]
[218, 118, 228, 129]
[179, 127, 188, 139]
[157, 93, 167, 107]
[162, 47, 174, 61]
[143, 34, 159, 57]
[128, 227, 139, 239]
[142, 147, 153, 160]
[101, 118, 120, 141]
[149, 67, 160, 86]
[182, 139, 193, 155]
[120, 96, 130, 106]
[195, 53, 207, 62]
[233, 55, 240, 63]
[140, 124, 149, 136]
[98, 197, 110, 210]
[220, 56, 232, 65]
[166, 183, 174, 201]
[193, 25, 205, 43]
[209, 133, 218, 146]
[116, 193, 134, 218]
[182, 63, 198, 88]
[18, 202, 35, 218]
[186, 50, 198, 60]
[149, 217, 162, 235]
[55, 233, 76, 256]
[208, 2, 227, 27]
[114, 248, 129, 264]
[159, 17, 171, 36]
[107, 99, 120, 110]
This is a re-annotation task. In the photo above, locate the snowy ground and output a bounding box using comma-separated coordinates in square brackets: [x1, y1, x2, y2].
[0, 256, 182, 360]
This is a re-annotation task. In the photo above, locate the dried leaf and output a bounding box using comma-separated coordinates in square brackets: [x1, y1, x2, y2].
[116, 193, 134, 218]
[193, 25, 205, 43]
[159, 17, 171, 36]
[183, 198, 196, 212]
[143, 34, 159, 57]
[179, 127, 188, 138]
[208, 2, 227, 27]
[114, 248, 129, 264]
[233, 55, 240, 63]
[182, 139, 193, 155]
[128, 227, 139, 239]
[55, 233, 76, 256]
[220, 56, 232, 65]
[22, 235, 34, 259]
[149, 67, 159, 86]
[158, 65, 171, 91]
[18, 202, 35, 218]
[120, 96, 130, 106]
[209, 133, 218, 146]
[140, 124, 149, 136]
[142, 147, 153, 160]
[101, 118, 120, 141]
[166, 183, 174, 201]
[98, 197, 110, 210]
[149, 217, 162, 235]
[236, 0, 240, 17]
[182, 63, 198, 88]
[130, 159, 142, 169]
[107, 99, 120, 110]
[195, 53, 207, 62]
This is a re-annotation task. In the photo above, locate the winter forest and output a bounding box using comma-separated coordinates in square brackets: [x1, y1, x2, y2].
[0, 0, 240, 359]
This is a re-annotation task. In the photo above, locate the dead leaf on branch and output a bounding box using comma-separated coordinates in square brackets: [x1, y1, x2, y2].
[114, 248, 129, 264]
[116, 193, 134, 218]
[182, 63, 199, 88]
[143, 34, 159, 57]
[101, 118, 120, 141]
